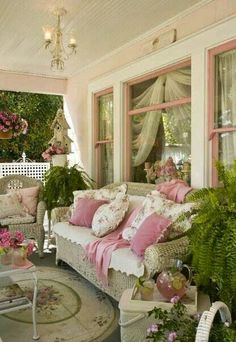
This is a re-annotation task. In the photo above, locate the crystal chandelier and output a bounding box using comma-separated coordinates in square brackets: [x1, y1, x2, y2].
[43, 7, 77, 71]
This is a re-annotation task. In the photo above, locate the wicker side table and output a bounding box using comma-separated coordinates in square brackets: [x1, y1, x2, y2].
[119, 287, 211, 342]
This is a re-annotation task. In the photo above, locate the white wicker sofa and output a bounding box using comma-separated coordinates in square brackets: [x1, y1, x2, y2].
[52, 182, 190, 301]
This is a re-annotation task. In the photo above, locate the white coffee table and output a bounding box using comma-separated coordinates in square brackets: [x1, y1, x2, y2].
[0, 261, 39, 340]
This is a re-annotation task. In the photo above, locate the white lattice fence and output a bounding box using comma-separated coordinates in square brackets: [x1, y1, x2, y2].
[0, 162, 50, 182]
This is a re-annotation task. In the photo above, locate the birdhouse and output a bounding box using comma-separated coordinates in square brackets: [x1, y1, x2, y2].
[49, 108, 73, 153]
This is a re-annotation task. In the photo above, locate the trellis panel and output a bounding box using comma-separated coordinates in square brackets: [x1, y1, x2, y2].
[0, 162, 50, 182]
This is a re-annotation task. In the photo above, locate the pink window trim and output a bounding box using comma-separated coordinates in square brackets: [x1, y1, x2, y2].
[128, 96, 191, 116]
[124, 82, 131, 181]
[93, 87, 113, 187]
[124, 59, 191, 181]
[208, 39, 236, 186]
[95, 139, 113, 147]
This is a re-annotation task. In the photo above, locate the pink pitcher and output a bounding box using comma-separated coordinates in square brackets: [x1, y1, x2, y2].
[156, 259, 192, 301]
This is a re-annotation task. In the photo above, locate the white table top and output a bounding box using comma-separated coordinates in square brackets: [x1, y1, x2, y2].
[0, 260, 36, 278]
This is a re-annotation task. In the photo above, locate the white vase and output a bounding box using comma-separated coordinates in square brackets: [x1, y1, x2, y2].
[52, 154, 67, 167]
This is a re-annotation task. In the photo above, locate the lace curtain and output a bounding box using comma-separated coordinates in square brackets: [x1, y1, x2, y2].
[218, 50, 236, 165]
[132, 68, 191, 167]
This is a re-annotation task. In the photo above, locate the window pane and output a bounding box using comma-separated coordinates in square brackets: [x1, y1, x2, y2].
[98, 93, 113, 140]
[130, 66, 191, 110]
[214, 49, 236, 128]
[131, 104, 191, 183]
[219, 131, 236, 167]
[99, 143, 113, 186]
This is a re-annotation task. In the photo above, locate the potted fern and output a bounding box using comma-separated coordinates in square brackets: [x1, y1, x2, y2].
[43, 164, 94, 218]
[188, 160, 236, 317]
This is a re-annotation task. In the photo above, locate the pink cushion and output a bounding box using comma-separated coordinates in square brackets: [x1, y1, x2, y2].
[69, 198, 108, 227]
[130, 213, 171, 257]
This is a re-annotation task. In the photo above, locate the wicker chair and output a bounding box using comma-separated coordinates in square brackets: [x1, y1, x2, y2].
[0, 175, 46, 257]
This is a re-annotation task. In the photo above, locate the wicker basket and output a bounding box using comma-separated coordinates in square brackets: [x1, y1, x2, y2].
[0, 130, 12, 139]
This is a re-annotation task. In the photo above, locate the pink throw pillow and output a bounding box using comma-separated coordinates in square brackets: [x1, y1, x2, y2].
[69, 198, 108, 227]
[130, 213, 171, 257]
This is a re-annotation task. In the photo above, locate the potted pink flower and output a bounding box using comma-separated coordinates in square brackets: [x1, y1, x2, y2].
[0, 230, 12, 264]
[42, 144, 67, 166]
[42, 145, 65, 161]
[0, 230, 34, 266]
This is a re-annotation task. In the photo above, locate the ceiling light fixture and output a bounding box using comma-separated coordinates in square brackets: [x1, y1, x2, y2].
[43, 7, 77, 71]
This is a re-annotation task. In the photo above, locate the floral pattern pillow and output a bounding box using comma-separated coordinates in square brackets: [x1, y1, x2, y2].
[8, 186, 40, 216]
[122, 191, 166, 241]
[122, 190, 194, 242]
[73, 184, 127, 210]
[92, 193, 129, 237]
[0, 193, 27, 219]
[150, 190, 194, 240]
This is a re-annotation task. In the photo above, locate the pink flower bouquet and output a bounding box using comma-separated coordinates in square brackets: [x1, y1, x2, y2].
[0, 230, 34, 257]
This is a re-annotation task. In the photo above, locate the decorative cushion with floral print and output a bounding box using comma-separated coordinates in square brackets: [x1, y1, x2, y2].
[0, 193, 27, 219]
[122, 191, 166, 241]
[150, 191, 194, 240]
[72, 184, 127, 212]
[122, 191, 194, 242]
[92, 193, 129, 237]
[8, 186, 40, 216]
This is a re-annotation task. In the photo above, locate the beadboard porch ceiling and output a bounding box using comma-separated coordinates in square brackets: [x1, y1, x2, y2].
[0, 0, 203, 79]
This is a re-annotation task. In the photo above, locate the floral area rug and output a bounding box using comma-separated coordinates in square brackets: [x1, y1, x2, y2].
[0, 266, 118, 342]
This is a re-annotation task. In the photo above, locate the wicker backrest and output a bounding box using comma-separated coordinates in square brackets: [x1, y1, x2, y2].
[103, 182, 156, 196]
[0, 174, 44, 199]
[103, 181, 194, 201]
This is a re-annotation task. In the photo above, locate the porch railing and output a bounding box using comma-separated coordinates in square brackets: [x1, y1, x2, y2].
[0, 153, 50, 182]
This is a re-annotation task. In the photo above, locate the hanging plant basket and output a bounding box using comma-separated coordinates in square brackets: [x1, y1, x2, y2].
[0, 130, 12, 139]
[0, 111, 28, 138]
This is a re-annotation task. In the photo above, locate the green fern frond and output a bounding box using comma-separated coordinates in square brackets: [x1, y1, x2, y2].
[189, 160, 236, 311]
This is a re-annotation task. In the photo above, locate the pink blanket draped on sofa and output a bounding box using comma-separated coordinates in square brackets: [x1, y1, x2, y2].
[85, 209, 138, 286]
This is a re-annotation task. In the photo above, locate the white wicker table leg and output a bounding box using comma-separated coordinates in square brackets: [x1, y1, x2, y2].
[195, 301, 232, 342]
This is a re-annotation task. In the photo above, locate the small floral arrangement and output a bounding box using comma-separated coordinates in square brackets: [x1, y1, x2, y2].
[0, 111, 28, 136]
[42, 144, 65, 161]
[0, 230, 34, 256]
[146, 296, 235, 342]
[146, 157, 178, 184]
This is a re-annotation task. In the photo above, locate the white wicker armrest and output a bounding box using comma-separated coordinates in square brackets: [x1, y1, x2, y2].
[144, 235, 190, 277]
[51, 207, 71, 224]
[195, 301, 232, 342]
